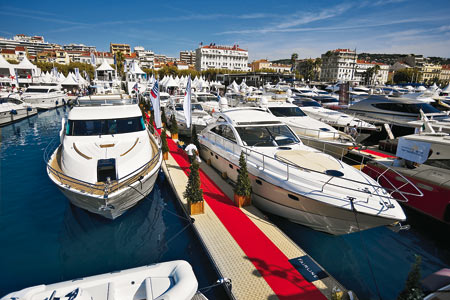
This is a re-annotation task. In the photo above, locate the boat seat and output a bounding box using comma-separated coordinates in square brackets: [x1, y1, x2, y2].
[275, 150, 341, 173]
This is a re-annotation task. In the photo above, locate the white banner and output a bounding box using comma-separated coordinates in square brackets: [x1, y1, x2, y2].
[183, 76, 192, 129]
[396, 137, 431, 164]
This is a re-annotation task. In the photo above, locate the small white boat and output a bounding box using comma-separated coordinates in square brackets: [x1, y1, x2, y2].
[0, 96, 37, 126]
[165, 101, 213, 136]
[21, 84, 67, 110]
[199, 108, 416, 235]
[0, 260, 199, 300]
[46, 95, 162, 219]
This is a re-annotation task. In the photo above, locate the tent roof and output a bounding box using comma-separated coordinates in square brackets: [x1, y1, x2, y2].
[96, 60, 114, 71]
[61, 73, 80, 86]
[0, 54, 12, 68]
[442, 84, 450, 93]
[17, 56, 36, 69]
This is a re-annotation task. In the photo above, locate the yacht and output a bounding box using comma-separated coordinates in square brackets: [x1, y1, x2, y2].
[199, 108, 415, 235]
[293, 98, 378, 143]
[0, 96, 37, 126]
[193, 91, 220, 113]
[346, 95, 450, 132]
[165, 101, 213, 136]
[1, 260, 198, 300]
[364, 126, 450, 224]
[21, 84, 67, 110]
[263, 101, 355, 158]
[46, 95, 162, 219]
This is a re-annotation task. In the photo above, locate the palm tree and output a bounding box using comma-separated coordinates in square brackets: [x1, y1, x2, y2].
[291, 53, 298, 70]
[372, 64, 381, 85]
[116, 51, 125, 77]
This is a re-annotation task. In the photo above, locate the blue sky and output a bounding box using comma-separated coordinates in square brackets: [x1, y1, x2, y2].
[1, 0, 449, 60]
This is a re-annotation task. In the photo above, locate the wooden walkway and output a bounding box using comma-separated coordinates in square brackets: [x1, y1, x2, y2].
[161, 133, 352, 300]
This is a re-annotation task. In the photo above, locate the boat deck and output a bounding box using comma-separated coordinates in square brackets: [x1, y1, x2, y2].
[161, 130, 352, 300]
[47, 134, 160, 196]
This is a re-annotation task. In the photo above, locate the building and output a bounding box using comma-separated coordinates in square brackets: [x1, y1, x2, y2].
[180, 50, 195, 65]
[63, 43, 97, 52]
[0, 34, 57, 57]
[195, 43, 249, 71]
[36, 49, 70, 65]
[421, 63, 442, 83]
[110, 43, 131, 55]
[320, 49, 357, 82]
[251, 59, 272, 71]
[439, 65, 450, 83]
[1, 49, 17, 61]
[403, 55, 426, 68]
[134, 46, 155, 69]
[354, 60, 389, 85]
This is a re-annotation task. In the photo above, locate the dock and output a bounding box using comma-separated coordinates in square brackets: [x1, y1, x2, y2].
[160, 131, 353, 300]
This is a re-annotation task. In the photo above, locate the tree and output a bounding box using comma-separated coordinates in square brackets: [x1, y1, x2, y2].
[372, 64, 381, 85]
[192, 125, 201, 151]
[183, 159, 203, 203]
[115, 51, 125, 77]
[161, 129, 169, 154]
[291, 53, 298, 71]
[397, 255, 424, 300]
[161, 110, 168, 127]
[170, 114, 178, 134]
[234, 152, 252, 197]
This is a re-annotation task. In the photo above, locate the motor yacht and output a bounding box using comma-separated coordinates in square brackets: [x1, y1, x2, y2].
[21, 84, 67, 110]
[363, 123, 450, 224]
[1, 260, 198, 300]
[193, 91, 220, 113]
[0, 96, 37, 126]
[293, 98, 378, 143]
[199, 108, 415, 235]
[46, 95, 162, 219]
[263, 101, 355, 158]
[346, 95, 450, 132]
[165, 101, 213, 136]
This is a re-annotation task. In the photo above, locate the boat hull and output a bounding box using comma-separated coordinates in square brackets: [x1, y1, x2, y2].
[23, 95, 66, 110]
[201, 145, 399, 235]
[51, 165, 160, 219]
[0, 107, 37, 126]
[364, 162, 450, 224]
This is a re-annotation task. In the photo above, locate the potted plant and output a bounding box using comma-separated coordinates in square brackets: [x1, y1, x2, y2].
[161, 128, 169, 160]
[170, 114, 178, 140]
[234, 152, 252, 207]
[184, 159, 204, 215]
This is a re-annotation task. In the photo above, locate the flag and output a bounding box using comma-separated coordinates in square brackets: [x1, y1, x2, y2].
[90, 52, 96, 65]
[113, 54, 117, 66]
[74, 68, 80, 82]
[124, 60, 128, 73]
[132, 82, 139, 93]
[14, 69, 20, 86]
[183, 76, 192, 129]
[150, 81, 162, 129]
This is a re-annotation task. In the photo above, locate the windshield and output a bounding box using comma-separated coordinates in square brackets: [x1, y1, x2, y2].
[373, 102, 441, 114]
[67, 116, 145, 136]
[0, 98, 22, 105]
[197, 95, 217, 102]
[293, 100, 322, 107]
[175, 104, 204, 111]
[25, 88, 49, 93]
[268, 106, 307, 117]
[235, 125, 299, 147]
[160, 95, 170, 100]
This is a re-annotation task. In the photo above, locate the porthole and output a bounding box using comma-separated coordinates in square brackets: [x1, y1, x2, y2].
[288, 194, 299, 201]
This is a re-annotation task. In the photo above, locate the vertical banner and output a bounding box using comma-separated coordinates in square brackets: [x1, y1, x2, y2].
[339, 82, 349, 106]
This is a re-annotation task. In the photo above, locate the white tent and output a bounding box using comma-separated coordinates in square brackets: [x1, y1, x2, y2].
[165, 76, 178, 88]
[16, 56, 36, 70]
[61, 72, 81, 88]
[96, 60, 114, 71]
[0, 55, 12, 79]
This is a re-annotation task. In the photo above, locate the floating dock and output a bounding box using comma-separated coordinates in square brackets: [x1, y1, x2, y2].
[160, 131, 352, 300]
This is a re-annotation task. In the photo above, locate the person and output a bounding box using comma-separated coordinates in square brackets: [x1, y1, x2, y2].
[349, 125, 358, 139]
[185, 143, 200, 164]
[344, 123, 351, 135]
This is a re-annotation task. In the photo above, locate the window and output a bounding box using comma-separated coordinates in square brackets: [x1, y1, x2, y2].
[268, 106, 307, 117]
[235, 125, 299, 147]
[68, 116, 145, 136]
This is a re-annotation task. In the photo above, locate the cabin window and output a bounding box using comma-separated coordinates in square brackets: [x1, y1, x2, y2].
[268, 106, 307, 117]
[68, 116, 145, 136]
[236, 125, 299, 147]
[372, 103, 440, 114]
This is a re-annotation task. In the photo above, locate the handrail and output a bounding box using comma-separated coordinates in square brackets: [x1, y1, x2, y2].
[203, 131, 423, 202]
[44, 129, 161, 195]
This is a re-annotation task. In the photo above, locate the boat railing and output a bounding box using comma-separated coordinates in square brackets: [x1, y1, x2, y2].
[44, 129, 161, 196]
[203, 131, 423, 203]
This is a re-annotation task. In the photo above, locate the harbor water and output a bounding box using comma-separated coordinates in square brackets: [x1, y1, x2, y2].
[0, 108, 228, 299]
[1, 107, 449, 300]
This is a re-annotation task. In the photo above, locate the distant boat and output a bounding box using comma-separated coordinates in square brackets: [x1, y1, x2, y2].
[46, 95, 162, 219]
[21, 84, 67, 110]
[0, 260, 199, 300]
[0, 96, 37, 126]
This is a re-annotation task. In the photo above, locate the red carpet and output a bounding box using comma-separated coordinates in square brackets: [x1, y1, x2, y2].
[354, 147, 396, 158]
[164, 134, 325, 300]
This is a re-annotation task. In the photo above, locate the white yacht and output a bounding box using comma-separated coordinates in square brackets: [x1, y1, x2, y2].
[347, 95, 450, 132]
[1, 260, 198, 300]
[263, 102, 355, 157]
[0, 96, 37, 126]
[46, 95, 162, 219]
[194, 91, 220, 113]
[165, 101, 213, 136]
[21, 84, 67, 110]
[199, 108, 414, 235]
[293, 98, 378, 142]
